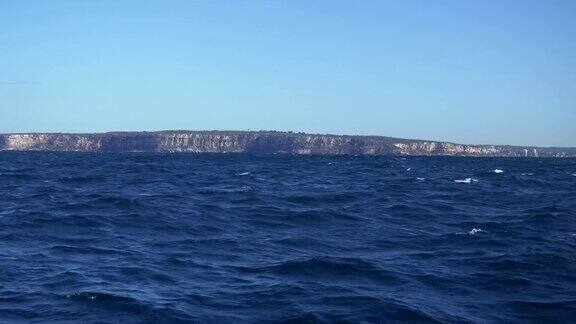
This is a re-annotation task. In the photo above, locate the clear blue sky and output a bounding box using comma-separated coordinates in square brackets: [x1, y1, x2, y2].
[1, 0, 575, 146]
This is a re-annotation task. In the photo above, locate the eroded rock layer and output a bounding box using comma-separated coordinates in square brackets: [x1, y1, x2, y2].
[0, 131, 574, 157]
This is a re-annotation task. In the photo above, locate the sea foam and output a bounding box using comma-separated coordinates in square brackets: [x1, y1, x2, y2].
[455, 178, 477, 183]
[469, 228, 484, 235]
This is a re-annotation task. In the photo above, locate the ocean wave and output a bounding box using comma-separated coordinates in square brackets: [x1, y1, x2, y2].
[63, 291, 193, 322]
[454, 177, 478, 183]
[1, 153, 575, 322]
[469, 228, 484, 235]
[197, 186, 254, 194]
[241, 257, 401, 284]
[58, 175, 104, 183]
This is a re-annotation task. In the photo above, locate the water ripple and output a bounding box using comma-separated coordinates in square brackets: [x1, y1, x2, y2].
[0, 152, 575, 322]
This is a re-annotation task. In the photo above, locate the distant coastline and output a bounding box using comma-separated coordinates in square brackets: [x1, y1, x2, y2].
[1, 131, 575, 157]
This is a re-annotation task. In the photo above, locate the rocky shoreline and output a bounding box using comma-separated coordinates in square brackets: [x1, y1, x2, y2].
[1, 131, 574, 157]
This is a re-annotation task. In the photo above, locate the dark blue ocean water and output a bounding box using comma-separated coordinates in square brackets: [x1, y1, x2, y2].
[0, 152, 575, 323]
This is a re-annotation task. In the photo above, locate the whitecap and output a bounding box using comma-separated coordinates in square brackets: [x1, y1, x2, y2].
[468, 228, 483, 235]
[494, 169, 504, 174]
[406, 168, 411, 171]
[572, 174, 576, 177]
[416, 177, 426, 181]
[236, 172, 250, 176]
[521, 173, 534, 176]
[454, 178, 477, 183]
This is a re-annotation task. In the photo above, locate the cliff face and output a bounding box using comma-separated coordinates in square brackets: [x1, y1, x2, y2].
[0, 131, 574, 157]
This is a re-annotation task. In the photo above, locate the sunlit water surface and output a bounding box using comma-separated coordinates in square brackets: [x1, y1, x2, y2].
[1, 152, 575, 322]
